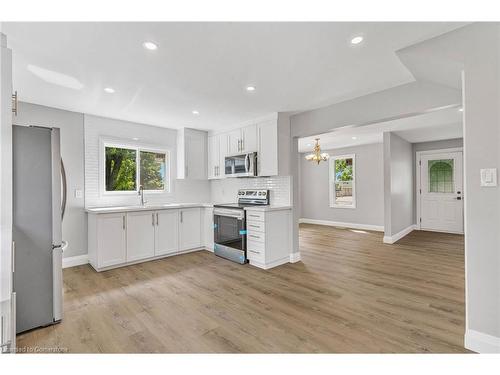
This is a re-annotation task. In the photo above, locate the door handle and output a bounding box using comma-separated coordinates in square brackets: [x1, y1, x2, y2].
[180, 211, 183, 223]
[456, 197, 462, 200]
[156, 213, 159, 226]
[123, 215, 126, 230]
[152, 213, 155, 226]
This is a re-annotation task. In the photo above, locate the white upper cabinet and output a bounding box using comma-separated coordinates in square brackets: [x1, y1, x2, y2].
[227, 128, 241, 156]
[208, 135, 218, 179]
[241, 124, 258, 153]
[208, 133, 227, 179]
[257, 119, 278, 177]
[177, 128, 207, 179]
[226, 125, 258, 156]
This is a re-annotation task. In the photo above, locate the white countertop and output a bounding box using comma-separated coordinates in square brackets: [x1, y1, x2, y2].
[86, 202, 213, 214]
[244, 205, 292, 212]
[86, 203, 291, 214]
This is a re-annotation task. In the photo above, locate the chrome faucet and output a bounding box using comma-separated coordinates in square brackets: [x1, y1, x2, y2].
[138, 185, 147, 206]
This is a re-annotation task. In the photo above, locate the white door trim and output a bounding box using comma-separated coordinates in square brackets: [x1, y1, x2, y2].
[416, 147, 464, 231]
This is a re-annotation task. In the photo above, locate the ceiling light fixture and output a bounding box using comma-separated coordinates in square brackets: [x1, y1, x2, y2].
[143, 41, 158, 50]
[104, 87, 115, 93]
[246, 85, 256, 92]
[458, 107, 464, 112]
[305, 138, 329, 165]
[192, 110, 199, 115]
[132, 137, 139, 141]
[352, 136, 357, 140]
[351, 36, 364, 45]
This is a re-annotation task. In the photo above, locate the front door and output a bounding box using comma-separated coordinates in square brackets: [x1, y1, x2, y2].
[419, 151, 463, 233]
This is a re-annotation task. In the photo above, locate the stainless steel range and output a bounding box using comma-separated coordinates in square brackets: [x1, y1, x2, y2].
[213, 189, 269, 264]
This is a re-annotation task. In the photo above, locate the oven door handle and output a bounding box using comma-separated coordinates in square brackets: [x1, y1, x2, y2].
[213, 209, 245, 219]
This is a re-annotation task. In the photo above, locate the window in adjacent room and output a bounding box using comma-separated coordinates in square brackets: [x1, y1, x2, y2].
[104, 144, 169, 193]
[329, 154, 356, 208]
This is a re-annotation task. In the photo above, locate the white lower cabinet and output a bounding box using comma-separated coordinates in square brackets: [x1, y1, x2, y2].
[89, 212, 127, 269]
[155, 209, 179, 256]
[179, 208, 201, 251]
[88, 206, 205, 271]
[126, 211, 156, 262]
[246, 209, 291, 269]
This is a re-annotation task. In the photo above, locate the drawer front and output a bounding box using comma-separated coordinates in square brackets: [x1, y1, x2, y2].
[247, 239, 265, 262]
[246, 211, 265, 222]
[247, 229, 265, 243]
[247, 220, 265, 232]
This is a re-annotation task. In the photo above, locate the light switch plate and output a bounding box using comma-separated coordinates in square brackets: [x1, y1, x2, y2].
[480, 168, 497, 187]
[75, 189, 83, 198]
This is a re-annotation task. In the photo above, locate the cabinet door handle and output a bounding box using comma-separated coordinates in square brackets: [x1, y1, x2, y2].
[249, 224, 260, 228]
[152, 213, 155, 226]
[122, 215, 126, 230]
[249, 249, 260, 254]
[12, 241, 15, 273]
[156, 213, 159, 226]
[249, 234, 260, 239]
[180, 211, 183, 223]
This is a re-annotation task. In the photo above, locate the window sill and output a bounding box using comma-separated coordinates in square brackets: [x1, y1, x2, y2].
[330, 204, 357, 209]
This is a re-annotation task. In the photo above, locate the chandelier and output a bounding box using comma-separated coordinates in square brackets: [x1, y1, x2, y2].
[305, 138, 329, 164]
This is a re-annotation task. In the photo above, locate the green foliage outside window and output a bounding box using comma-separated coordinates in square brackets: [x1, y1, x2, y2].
[140, 151, 166, 190]
[105, 146, 167, 192]
[105, 147, 137, 191]
[335, 158, 353, 181]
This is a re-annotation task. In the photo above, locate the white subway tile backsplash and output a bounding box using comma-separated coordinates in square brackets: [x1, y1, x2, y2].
[210, 176, 291, 206]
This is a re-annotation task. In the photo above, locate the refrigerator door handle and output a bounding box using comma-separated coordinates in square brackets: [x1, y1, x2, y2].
[61, 159, 67, 220]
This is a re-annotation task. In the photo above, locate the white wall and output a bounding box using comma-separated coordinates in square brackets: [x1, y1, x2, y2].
[383, 132, 414, 237]
[84, 114, 211, 208]
[299, 143, 384, 228]
[13, 102, 86, 259]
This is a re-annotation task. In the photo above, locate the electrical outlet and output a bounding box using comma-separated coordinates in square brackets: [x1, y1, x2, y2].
[74, 189, 83, 198]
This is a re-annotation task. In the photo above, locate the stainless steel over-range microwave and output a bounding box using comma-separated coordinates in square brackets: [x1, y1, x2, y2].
[224, 152, 257, 177]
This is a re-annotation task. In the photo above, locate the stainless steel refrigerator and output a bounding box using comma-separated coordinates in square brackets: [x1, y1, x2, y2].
[12, 125, 65, 333]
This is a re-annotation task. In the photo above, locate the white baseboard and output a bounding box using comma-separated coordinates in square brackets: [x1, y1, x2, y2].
[62, 254, 88, 268]
[383, 224, 416, 244]
[465, 329, 500, 353]
[299, 218, 384, 232]
[289, 252, 301, 263]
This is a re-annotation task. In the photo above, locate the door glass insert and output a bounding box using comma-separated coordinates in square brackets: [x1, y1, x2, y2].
[428, 159, 454, 193]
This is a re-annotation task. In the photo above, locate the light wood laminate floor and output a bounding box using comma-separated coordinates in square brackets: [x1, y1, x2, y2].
[16, 225, 466, 353]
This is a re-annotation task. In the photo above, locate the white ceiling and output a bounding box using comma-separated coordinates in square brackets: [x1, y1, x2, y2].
[298, 106, 463, 152]
[2, 22, 465, 131]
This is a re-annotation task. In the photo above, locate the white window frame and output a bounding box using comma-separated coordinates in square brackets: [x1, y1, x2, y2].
[100, 139, 171, 196]
[329, 154, 356, 209]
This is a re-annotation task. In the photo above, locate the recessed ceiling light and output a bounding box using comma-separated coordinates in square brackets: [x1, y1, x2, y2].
[192, 110, 199, 115]
[351, 36, 364, 45]
[132, 137, 139, 141]
[352, 136, 357, 140]
[458, 107, 464, 112]
[104, 87, 115, 94]
[246, 85, 256, 92]
[143, 41, 158, 51]
[307, 143, 312, 147]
